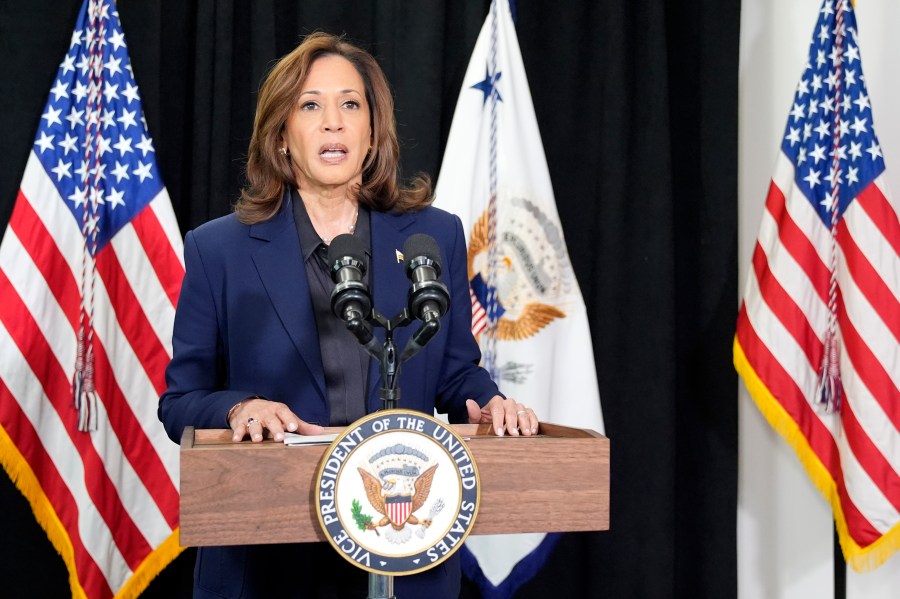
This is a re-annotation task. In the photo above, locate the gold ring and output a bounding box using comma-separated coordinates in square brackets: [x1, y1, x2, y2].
[247, 417, 260, 427]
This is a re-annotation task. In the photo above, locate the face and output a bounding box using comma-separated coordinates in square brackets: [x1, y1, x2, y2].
[282, 54, 372, 196]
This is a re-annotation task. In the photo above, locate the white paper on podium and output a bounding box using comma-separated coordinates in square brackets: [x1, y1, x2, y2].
[282, 433, 338, 446]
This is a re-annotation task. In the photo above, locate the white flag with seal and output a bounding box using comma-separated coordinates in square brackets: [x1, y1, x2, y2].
[435, 1, 605, 595]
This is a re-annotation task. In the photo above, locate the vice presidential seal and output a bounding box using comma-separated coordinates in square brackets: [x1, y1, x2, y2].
[314, 410, 480, 575]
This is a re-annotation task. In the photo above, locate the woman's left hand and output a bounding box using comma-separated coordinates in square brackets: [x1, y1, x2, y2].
[466, 395, 538, 437]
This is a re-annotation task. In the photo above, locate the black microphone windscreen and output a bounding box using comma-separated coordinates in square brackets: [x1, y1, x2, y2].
[327, 233, 366, 266]
[402, 234, 442, 272]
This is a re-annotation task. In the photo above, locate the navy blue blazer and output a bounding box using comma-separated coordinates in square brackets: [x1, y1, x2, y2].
[160, 196, 499, 441]
[158, 197, 497, 598]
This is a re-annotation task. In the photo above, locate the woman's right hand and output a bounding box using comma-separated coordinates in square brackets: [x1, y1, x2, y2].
[227, 397, 325, 443]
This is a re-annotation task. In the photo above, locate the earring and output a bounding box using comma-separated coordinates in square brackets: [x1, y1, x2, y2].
[278, 147, 289, 156]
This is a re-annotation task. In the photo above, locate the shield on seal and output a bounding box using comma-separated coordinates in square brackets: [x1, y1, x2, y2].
[385, 494, 413, 526]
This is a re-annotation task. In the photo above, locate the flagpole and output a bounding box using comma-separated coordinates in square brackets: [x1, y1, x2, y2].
[833, 525, 846, 599]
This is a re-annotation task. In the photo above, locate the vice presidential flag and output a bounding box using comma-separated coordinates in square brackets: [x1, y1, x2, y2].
[435, 0, 605, 595]
[0, 0, 185, 596]
[735, 0, 900, 570]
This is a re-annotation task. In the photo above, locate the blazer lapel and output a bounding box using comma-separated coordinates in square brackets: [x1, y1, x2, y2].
[367, 210, 418, 404]
[249, 200, 327, 401]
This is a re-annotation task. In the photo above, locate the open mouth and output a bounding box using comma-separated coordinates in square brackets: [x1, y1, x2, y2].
[320, 144, 348, 159]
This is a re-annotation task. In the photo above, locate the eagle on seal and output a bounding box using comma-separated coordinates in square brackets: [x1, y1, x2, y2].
[358, 463, 439, 533]
[467, 210, 565, 340]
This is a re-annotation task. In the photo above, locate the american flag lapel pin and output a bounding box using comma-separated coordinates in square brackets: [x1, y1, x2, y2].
[395, 249, 404, 263]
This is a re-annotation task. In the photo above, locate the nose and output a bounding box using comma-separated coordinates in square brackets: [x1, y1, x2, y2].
[322, 103, 344, 132]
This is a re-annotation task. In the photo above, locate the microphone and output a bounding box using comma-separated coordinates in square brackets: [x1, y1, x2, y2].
[327, 234, 372, 323]
[403, 234, 450, 322]
[398, 234, 450, 362]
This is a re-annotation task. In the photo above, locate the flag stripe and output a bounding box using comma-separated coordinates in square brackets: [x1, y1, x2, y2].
[9, 191, 81, 328]
[20, 154, 85, 280]
[764, 178, 830, 304]
[90, 340, 180, 529]
[0, 270, 153, 568]
[831, 409, 898, 544]
[838, 252, 900, 401]
[78, 344, 178, 541]
[839, 400, 900, 514]
[94, 247, 169, 395]
[1, 227, 177, 541]
[18, 159, 179, 466]
[110, 218, 177, 344]
[737, 304, 839, 476]
[148, 191, 186, 269]
[838, 293, 900, 430]
[1, 230, 79, 379]
[0, 325, 129, 596]
[750, 241, 821, 368]
[87, 266, 182, 491]
[755, 198, 831, 344]
[856, 182, 900, 259]
[736, 305, 881, 545]
[840, 348, 900, 508]
[0, 382, 112, 599]
[739, 282, 900, 534]
[5, 197, 180, 508]
[839, 219, 900, 344]
[130, 202, 183, 308]
[470, 287, 487, 335]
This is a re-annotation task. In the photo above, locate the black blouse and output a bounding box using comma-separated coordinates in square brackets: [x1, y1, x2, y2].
[290, 188, 371, 426]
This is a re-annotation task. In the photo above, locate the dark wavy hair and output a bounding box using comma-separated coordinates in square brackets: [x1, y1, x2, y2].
[235, 32, 432, 224]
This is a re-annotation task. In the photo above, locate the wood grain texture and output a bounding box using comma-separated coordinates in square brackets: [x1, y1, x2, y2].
[179, 424, 609, 547]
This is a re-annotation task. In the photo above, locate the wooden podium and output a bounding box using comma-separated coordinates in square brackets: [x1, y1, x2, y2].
[179, 423, 609, 546]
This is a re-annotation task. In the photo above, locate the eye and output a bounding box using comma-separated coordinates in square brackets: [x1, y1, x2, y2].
[342, 100, 361, 110]
[300, 101, 319, 111]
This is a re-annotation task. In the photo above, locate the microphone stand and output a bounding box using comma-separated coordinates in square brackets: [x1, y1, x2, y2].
[343, 307, 437, 599]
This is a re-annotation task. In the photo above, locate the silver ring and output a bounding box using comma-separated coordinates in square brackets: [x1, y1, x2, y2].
[246, 417, 260, 427]
[516, 410, 527, 415]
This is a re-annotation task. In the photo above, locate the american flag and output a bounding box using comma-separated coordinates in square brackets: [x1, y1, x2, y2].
[735, 0, 900, 570]
[0, 0, 184, 597]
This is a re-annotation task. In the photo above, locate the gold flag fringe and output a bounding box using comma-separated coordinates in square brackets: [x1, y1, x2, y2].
[0, 424, 185, 597]
[116, 530, 184, 599]
[734, 337, 900, 572]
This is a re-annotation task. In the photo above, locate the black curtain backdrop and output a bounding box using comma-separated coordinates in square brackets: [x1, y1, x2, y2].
[0, 1, 739, 597]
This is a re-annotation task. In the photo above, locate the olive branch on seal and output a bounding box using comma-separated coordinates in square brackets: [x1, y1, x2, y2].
[351, 499, 378, 535]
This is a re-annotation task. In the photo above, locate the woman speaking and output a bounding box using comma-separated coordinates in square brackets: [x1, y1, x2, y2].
[159, 32, 538, 598]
